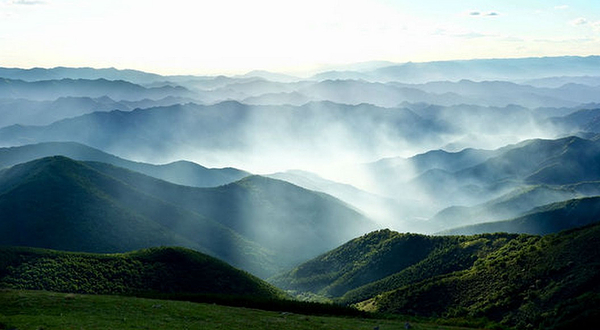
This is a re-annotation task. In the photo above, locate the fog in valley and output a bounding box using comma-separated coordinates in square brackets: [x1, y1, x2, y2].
[3, 57, 600, 277]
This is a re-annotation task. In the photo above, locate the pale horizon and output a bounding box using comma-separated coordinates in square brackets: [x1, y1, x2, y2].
[4, 53, 600, 79]
[1, 0, 600, 76]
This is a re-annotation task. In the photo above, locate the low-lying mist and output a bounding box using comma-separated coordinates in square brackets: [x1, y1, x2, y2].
[2, 61, 600, 241]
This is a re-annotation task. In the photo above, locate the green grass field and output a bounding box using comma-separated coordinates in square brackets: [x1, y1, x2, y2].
[0, 290, 483, 330]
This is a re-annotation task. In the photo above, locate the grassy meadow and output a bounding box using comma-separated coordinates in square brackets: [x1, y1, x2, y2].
[0, 290, 486, 330]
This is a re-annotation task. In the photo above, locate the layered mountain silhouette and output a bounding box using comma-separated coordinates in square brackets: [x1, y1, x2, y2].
[311, 55, 600, 83]
[0, 101, 448, 163]
[206, 78, 599, 108]
[414, 137, 600, 210]
[0, 96, 198, 127]
[345, 135, 600, 233]
[0, 66, 165, 84]
[0, 78, 192, 101]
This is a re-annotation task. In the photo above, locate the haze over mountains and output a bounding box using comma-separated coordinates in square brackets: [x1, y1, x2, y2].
[2, 56, 600, 234]
[2, 55, 600, 328]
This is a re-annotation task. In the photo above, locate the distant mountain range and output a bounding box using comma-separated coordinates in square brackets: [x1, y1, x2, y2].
[0, 66, 165, 84]
[5, 56, 599, 85]
[0, 96, 198, 127]
[2, 100, 595, 171]
[0, 77, 193, 101]
[311, 55, 600, 83]
[439, 196, 600, 235]
[0, 101, 448, 164]
[4, 58, 600, 109]
[199, 79, 600, 108]
[348, 135, 600, 233]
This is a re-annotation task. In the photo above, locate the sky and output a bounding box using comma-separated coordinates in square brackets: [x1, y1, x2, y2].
[1, 0, 599, 76]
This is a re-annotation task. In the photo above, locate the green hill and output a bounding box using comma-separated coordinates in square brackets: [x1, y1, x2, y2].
[366, 223, 600, 329]
[0, 156, 375, 277]
[0, 246, 282, 299]
[270, 230, 517, 303]
[0, 156, 276, 277]
[273, 223, 600, 329]
[81, 160, 377, 271]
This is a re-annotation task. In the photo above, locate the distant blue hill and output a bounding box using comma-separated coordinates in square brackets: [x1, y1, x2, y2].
[312, 55, 600, 83]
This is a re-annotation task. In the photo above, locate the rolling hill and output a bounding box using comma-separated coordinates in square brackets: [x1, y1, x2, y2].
[82, 161, 377, 265]
[0, 156, 272, 274]
[364, 223, 600, 329]
[0, 246, 282, 299]
[0, 156, 375, 277]
[273, 222, 600, 329]
[270, 230, 517, 301]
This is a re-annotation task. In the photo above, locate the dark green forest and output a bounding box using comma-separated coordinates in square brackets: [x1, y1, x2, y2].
[275, 224, 600, 329]
[0, 246, 282, 299]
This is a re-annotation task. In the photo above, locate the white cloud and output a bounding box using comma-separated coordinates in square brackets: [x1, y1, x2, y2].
[466, 10, 499, 17]
[10, 0, 47, 5]
[502, 36, 524, 42]
[554, 5, 569, 10]
[457, 32, 490, 39]
[571, 17, 588, 26]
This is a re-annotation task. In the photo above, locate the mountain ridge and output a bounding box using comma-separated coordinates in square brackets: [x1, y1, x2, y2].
[0, 142, 249, 187]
